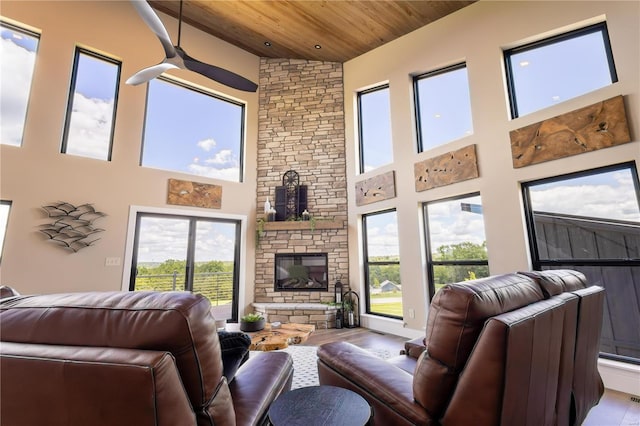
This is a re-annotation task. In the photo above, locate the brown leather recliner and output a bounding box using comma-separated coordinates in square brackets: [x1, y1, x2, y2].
[0, 290, 293, 426]
[317, 270, 605, 426]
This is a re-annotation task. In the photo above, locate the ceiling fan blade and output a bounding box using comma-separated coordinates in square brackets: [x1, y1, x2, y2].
[181, 51, 258, 92]
[130, 0, 176, 58]
[126, 62, 179, 86]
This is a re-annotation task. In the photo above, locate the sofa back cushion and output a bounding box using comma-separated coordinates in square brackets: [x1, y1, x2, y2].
[1, 341, 197, 426]
[519, 269, 586, 297]
[0, 291, 228, 426]
[413, 273, 544, 418]
[441, 297, 567, 426]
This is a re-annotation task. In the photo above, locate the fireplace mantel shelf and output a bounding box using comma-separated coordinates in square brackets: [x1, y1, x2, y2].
[262, 220, 342, 231]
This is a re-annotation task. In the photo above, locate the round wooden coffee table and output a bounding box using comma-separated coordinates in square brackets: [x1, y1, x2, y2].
[268, 385, 371, 426]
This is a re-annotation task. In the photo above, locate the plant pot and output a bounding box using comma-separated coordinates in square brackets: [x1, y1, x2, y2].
[240, 318, 265, 332]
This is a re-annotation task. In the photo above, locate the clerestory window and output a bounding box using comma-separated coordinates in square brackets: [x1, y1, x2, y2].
[504, 22, 617, 118]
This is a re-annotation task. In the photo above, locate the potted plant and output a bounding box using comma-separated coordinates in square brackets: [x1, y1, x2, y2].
[240, 313, 266, 332]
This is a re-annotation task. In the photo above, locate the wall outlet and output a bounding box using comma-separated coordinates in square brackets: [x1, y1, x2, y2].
[408, 308, 415, 318]
[105, 257, 121, 267]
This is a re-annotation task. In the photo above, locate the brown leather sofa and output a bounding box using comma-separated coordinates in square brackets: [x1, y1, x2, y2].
[0, 290, 293, 426]
[317, 270, 604, 426]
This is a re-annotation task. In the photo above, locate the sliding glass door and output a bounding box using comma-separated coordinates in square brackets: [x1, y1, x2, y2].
[130, 213, 240, 321]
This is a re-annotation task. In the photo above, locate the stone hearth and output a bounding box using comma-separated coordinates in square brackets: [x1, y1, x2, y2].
[252, 302, 339, 329]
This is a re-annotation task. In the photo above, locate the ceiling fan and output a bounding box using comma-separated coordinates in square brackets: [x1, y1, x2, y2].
[126, 0, 258, 92]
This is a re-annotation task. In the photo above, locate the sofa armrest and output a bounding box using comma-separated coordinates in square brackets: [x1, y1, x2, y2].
[0, 341, 196, 426]
[229, 351, 293, 426]
[317, 342, 428, 425]
[401, 337, 426, 359]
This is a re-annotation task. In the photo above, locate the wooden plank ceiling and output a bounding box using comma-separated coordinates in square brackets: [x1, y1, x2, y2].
[148, 1, 476, 63]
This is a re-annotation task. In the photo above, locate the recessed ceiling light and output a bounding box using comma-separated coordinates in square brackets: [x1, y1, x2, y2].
[434, 113, 441, 118]
[314, 44, 322, 49]
[519, 60, 530, 67]
[264, 41, 272, 47]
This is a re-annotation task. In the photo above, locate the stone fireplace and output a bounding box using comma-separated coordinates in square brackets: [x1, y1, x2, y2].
[254, 58, 347, 327]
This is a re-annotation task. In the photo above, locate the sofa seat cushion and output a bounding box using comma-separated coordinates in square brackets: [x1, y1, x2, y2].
[317, 341, 429, 426]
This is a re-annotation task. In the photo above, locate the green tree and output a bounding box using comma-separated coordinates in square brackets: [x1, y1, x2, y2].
[195, 260, 225, 273]
[432, 241, 489, 287]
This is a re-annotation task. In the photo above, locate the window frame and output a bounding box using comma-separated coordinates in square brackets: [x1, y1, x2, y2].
[0, 20, 40, 147]
[0, 200, 12, 263]
[357, 84, 392, 175]
[362, 208, 403, 320]
[129, 212, 242, 322]
[504, 21, 618, 119]
[423, 192, 489, 299]
[413, 62, 472, 153]
[522, 161, 640, 365]
[61, 47, 121, 161]
[140, 76, 247, 183]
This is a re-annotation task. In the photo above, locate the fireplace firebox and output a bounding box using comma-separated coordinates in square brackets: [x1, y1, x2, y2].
[274, 253, 328, 291]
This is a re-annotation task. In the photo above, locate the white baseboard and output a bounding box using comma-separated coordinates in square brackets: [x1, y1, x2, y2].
[599, 358, 640, 396]
[359, 314, 424, 339]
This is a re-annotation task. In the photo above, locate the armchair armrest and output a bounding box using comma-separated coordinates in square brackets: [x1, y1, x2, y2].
[317, 342, 429, 425]
[401, 337, 426, 359]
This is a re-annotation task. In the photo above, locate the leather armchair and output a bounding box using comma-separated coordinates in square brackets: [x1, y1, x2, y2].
[317, 270, 605, 426]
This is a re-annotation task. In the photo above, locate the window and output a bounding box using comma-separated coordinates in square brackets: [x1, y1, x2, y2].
[61, 48, 120, 160]
[130, 213, 241, 321]
[423, 193, 489, 298]
[142, 78, 245, 182]
[414, 63, 473, 152]
[358, 85, 393, 173]
[363, 210, 402, 318]
[0, 201, 11, 262]
[522, 163, 640, 363]
[0, 21, 39, 147]
[505, 22, 617, 118]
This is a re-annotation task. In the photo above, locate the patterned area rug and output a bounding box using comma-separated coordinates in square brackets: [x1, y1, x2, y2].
[251, 345, 393, 389]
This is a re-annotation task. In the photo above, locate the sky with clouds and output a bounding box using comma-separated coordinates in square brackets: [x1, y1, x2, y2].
[142, 78, 243, 182]
[136, 216, 237, 263]
[1, 27, 38, 146]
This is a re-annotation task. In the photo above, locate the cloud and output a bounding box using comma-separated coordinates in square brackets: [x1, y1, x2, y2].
[530, 172, 640, 222]
[187, 149, 240, 181]
[197, 138, 217, 152]
[64, 93, 114, 160]
[0, 36, 37, 146]
[136, 217, 236, 263]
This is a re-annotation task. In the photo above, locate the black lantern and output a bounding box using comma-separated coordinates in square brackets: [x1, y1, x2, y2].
[334, 280, 343, 304]
[343, 290, 360, 328]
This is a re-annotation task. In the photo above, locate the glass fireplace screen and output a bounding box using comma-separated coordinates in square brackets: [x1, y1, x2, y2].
[274, 253, 328, 291]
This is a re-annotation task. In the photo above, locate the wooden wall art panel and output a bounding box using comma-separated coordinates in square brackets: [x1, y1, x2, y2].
[167, 179, 222, 209]
[510, 95, 631, 168]
[414, 144, 478, 192]
[355, 170, 396, 206]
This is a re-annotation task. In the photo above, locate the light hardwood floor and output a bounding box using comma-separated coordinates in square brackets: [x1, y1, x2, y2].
[305, 327, 640, 426]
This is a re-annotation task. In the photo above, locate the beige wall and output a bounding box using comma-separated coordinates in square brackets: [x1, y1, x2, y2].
[0, 1, 260, 308]
[342, 0, 639, 336]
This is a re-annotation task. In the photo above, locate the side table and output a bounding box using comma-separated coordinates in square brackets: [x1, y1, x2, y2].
[268, 385, 371, 426]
